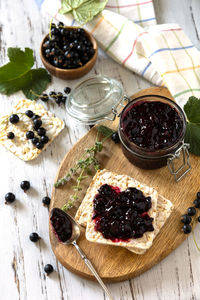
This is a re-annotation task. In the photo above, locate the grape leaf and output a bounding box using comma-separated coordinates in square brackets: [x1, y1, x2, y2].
[73, 0, 108, 23]
[22, 69, 51, 100]
[0, 48, 34, 82]
[184, 122, 200, 156]
[184, 96, 200, 123]
[59, 0, 89, 14]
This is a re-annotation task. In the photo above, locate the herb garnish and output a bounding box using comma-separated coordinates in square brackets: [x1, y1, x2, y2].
[54, 125, 114, 211]
[59, 0, 108, 24]
[0, 47, 51, 100]
[184, 96, 200, 156]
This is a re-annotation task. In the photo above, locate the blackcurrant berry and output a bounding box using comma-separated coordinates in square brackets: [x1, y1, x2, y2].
[187, 207, 196, 216]
[58, 21, 64, 28]
[36, 142, 44, 149]
[5, 192, 15, 204]
[42, 196, 51, 206]
[32, 115, 40, 121]
[25, 110, 34, 118]
[9, 114, 19, 124]
[111, 132, 120, 143]
[29, 232, 40, 242]
[64, 87, 71, 94]
[44, 264, 54, 275]
[40, 135, 49, 144]
[194, 198, 200, 208]
[181, 214, 192, 224]
[40, 93, 49, 102]
[20, 181, 30, 191]
[33, 119, 42, 130]
[32, 137, 39, 145]
[182, 224, 192, 234]
[26, 131, 34, 139]
[37, 128, 46, 136]
[7, 132, 15, 139]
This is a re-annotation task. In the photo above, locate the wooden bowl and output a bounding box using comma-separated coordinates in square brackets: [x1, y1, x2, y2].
[40, 27, 98, 80]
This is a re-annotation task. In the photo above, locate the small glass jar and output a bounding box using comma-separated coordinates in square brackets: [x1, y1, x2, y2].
[118, 95, 187, 170]
[65, 75, 191, 181]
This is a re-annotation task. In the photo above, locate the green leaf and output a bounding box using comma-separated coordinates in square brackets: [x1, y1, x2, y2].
[184, 122, 200, 156]
[22, 69, 51, 100]
[59, 0, 89, 14]
[97, 125, 114, 137]
[184, 96, 200, 123]
[0, 72, 32, 95]
[72, 0, 108, 23]
[0, 48, 34, 82]
[0, 47, 51, 98]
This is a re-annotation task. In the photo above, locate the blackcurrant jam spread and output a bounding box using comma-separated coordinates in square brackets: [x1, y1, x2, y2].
[92, 184, 154, 241]
[122, 101, 183, 151]
[50, 208, 72, 242]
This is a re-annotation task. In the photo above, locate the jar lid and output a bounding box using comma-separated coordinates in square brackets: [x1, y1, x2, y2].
[66, 75, 124, 125]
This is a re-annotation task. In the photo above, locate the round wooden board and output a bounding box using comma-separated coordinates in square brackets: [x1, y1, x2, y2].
[50, 86, 200, 283]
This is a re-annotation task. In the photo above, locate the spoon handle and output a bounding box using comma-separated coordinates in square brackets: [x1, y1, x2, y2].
[72, 241, 114, 300]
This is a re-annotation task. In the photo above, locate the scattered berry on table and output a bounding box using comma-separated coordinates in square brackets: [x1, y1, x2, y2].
[197, 216, 200, 223]
[5, 192, 15, 204]
[181, 214, 192, 224]
[111, 132, 120, 143]
[36, 142, 44, 149]
[33, 119, 42, 130]
[20, 181, 30, 191]
[7, 132, 15, 139]
[9, 114, 19, 124]
[25, 110, 34, 118]
[187, 207, 196, 216]
[26, 131, 35, 140]
[40, 135, 49, 144]
[64, 87, 71, 94]
[182, 224, 192, 234]
[193, 198, 200, 208]
[37, 127, 46, 136]
[29, 232, 40, 242]
[197, 192, 200, 199]
[44, 264, 54, 275]
[42, 196, 51, 206]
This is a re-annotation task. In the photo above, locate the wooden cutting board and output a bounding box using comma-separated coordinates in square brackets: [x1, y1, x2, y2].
[50, 87, 200, 283]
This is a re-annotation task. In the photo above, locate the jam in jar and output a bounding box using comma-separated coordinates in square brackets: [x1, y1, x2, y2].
[119, 95, 186, 169]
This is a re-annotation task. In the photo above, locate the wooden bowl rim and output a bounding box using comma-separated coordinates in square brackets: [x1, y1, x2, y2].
[40, 27, 98, 75]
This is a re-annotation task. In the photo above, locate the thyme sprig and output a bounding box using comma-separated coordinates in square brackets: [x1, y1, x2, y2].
[54, 125, 115, 212]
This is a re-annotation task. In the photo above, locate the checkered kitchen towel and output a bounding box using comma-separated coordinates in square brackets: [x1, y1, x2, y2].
[41, 0, 200, 108]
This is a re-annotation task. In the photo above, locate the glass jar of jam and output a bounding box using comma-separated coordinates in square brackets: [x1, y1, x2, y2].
[65, 76, 191, 181]
[118, 95, 190, 175]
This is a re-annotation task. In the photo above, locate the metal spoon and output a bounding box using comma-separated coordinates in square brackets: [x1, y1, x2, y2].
[50, 208, 114, 300]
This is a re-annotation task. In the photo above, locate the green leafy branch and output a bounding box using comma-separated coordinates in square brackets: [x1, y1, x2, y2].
[54, 125, 114, 212]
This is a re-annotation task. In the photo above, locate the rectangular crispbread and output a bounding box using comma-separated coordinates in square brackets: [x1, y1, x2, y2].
[0, 99, 64, 161]
[75, 169, 159, 250]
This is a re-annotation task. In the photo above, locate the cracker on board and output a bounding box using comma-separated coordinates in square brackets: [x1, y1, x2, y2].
[75, 169, 159, 250]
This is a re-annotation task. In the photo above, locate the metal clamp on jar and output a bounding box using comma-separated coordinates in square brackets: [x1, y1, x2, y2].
[65, 75, 191, 182]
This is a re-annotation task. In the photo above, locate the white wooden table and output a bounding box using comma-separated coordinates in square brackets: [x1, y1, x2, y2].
[0, 1, 200, 299]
